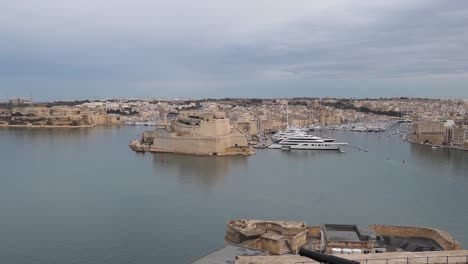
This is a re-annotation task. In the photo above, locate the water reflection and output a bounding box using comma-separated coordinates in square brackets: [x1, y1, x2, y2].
[151, 153, 248, 190]
[279, 149, 345, 160]
[0, 127, 95, 145]
[410, 144, 468, 176]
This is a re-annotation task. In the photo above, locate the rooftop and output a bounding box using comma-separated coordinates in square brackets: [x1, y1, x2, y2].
[323, 224, 362, 242]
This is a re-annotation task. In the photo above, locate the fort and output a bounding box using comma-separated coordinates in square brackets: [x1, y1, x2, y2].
[225, 219, 461, 255]
[130, 110, 254, 156]
[189, 219, 465, 264]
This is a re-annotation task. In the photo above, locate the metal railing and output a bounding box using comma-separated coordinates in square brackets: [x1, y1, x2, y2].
[358, 255, 468, 264]
[295, 255, 468, 264]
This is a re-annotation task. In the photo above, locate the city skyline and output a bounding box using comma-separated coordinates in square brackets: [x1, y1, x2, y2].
[2, 0, 468, 100]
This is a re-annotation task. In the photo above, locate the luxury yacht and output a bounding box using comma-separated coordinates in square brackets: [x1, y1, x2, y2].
[268, 134, 347, 150]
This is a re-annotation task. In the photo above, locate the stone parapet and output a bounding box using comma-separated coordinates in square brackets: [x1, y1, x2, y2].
[370, 225, 461, 251]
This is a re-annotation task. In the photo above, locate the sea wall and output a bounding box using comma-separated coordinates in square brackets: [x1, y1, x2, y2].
[151, 135, 252, 156]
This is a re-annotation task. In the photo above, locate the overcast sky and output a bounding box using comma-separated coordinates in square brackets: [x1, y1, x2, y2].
[1, 0, 468, 100]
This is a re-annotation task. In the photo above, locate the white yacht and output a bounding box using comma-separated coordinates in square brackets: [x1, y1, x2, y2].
[270, 102, 346, 150]
[268, 134, 347, 150]
[272, 128, 308, 143]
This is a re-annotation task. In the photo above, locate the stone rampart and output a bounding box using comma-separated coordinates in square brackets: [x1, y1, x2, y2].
[307, 226, 321, 237]
[260, 236, 282, 255]
[370, 225, 461, 250]
[287, 230, 308, 253]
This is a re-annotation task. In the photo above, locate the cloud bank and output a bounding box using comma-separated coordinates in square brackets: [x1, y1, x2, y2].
[1, 0, 468, 99]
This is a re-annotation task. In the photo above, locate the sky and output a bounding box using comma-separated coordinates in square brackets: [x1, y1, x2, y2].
[1, 0, 468, 100]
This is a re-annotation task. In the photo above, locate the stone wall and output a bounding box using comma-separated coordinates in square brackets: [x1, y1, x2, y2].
[370, 225, 461, 250]
[0, 108, 12, 116]
[307, 226, 321, 237]
[325, 241, 375, 254]
[226, 226, 252, 244]
[253, 222, 307, 236]
[287, 230, 308, 253]
[171, 119, 231, 137]
[261, 237, 282, 255]
[199, 119, 231, 137]
[237, 121, 258, 136]
[171, 122, 200, 136]
[153, 136, 218, 155]
[151, 135, 251, 156]
[89, 114, 121, 125]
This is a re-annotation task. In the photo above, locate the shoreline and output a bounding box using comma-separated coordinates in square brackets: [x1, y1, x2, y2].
[403, 135, 468, 152]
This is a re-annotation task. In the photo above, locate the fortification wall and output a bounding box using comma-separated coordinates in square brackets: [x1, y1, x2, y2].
[237, 121, 258, 136]
[172, 122, 200, 136]
[89, 114, 121, 125]
[199, 119, 231, 137]
[370, 225, 461, 250]
[287, 230, 308, 253]
[151, 135, 251, 155]
[152, 137, 218, 155]
[226, 226, 255, 243]
[254, 222, 306, 236]
[307, 226, 321, 237]
[261, 237, 282, 255]
[229, 133, 249, 147]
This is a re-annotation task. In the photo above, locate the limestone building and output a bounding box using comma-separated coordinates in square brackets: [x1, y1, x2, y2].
[451, 126, 466, 147]
[412, 120, 447, 145]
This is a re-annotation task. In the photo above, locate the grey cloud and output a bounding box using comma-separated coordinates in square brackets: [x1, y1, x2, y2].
[1, 0, 468, 99]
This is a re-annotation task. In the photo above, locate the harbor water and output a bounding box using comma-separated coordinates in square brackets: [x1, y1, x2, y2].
[0, 126, 467, 263]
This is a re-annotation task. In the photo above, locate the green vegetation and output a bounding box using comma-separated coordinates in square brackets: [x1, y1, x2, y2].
[322, 100, 401, 117]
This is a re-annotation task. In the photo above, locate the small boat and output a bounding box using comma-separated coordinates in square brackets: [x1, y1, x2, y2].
[432, 146, 438, 149]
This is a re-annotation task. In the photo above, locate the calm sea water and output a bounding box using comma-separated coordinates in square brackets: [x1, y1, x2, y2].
[0, 126, 467, 263]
